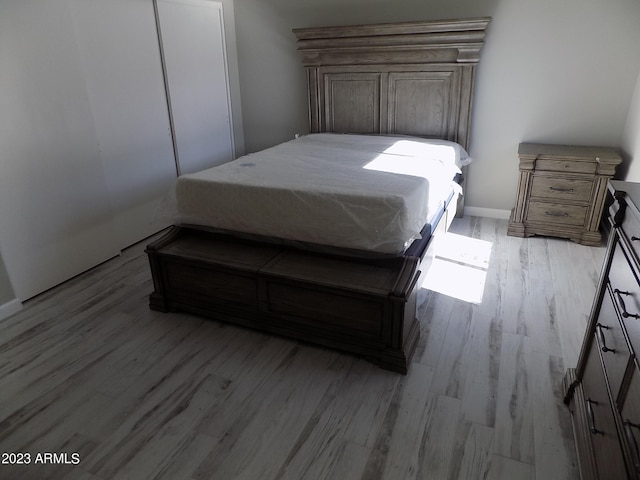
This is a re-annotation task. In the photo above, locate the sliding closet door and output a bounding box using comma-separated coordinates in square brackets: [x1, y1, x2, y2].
[69, 0, 178, 249]
[0, 1, 119, 300]
[155, 0, 235, 175]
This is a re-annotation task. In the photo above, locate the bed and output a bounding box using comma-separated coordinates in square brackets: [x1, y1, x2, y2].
[146, 17, 490, 373]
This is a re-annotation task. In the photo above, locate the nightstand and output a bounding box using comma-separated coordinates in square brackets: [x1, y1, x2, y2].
[507, 143, 622, 246]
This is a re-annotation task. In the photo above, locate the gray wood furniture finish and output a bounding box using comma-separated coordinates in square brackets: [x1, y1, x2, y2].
[564, 180, 640, 479]
[147, 18, 489, 373]
[148, 227, 422, 373]
[508, 143, 621, 246]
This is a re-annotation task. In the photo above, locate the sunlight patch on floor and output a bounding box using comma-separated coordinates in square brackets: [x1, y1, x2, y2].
[422, 232, 493, 304]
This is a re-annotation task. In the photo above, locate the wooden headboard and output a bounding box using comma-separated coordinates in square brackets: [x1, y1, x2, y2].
[293, 18, 490, 152]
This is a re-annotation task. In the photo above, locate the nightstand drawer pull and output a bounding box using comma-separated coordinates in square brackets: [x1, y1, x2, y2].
[596, 323, 616, 353]
[614, 289, 640, 319]
[586, 398, 602, 435]
[624, 420, 640, 474]
[549, 186, 574, 193]
[544, 211, 569, 217]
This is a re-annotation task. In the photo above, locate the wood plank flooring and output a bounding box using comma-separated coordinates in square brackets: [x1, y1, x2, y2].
[0, 217, 605, 480]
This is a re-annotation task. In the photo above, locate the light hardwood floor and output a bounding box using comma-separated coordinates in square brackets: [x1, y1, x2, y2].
[0, 216, 605, 480]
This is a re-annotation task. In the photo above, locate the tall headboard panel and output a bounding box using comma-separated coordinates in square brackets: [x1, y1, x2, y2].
[293, 18, 490, 152]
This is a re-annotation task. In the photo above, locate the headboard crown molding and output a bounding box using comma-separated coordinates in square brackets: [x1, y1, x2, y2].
[293, 17, 490, 65]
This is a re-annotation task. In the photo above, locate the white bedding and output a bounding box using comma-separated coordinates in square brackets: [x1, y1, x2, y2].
[173, 133, 468, 255]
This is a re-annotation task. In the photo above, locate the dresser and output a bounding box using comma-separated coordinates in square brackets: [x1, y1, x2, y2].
[564, 180, 640, 479]
[508, 143, 621, 246]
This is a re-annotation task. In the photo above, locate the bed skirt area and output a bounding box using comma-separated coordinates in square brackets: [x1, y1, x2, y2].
[146, 192, 457, 374]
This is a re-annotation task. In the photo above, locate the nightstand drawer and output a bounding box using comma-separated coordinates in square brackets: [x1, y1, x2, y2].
[530, 176, 593, 202]
[526, 201, 587, 226]
[535, 158, 597, 174]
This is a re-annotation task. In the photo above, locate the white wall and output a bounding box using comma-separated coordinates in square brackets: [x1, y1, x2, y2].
[622, 72, 640, 180]
[470, 0, 640, 211]
[234, 0, 640, 212]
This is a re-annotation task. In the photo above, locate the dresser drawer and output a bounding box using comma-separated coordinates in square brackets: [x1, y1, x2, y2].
[620, 371, 640, 477]
[620, 207, 640, 264]
[609, 241, 640, 360]
[526, 201, 587, 226]
[535, 158, 597, 174]
[530, 175, 593, 203]
[621, 302, 640, 366]
[597, 285, 633, 402]
[581, 342, 629, 479]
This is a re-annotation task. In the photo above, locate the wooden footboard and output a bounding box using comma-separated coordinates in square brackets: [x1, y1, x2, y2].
[146, 227, 421, 373]
[146, 190, 457, 374]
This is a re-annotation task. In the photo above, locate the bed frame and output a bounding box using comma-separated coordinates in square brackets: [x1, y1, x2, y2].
[146, 18, 489, 373]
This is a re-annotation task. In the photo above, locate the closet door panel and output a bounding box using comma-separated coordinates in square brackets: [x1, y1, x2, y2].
[156, 0, 235, 175]
[0, 1, 119, 300]
[69, 0, 178, 249]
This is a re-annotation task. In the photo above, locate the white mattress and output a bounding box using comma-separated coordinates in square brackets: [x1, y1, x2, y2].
[173, 133, 468, 255]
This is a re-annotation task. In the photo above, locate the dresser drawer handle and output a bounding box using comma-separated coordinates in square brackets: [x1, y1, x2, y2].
[549, 187, 574, 193]
[586, 398, 602, 435]
[595, 323, 616, 353]
[632, 236, 640, 242]
[624, 420, 640, 473]
[544, 211, 569, 217]
[614, 289, 640, 319]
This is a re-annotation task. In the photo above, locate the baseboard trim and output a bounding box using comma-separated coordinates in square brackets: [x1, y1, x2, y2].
[0, 298, 23, 321]
[463, 206, 511, 220]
